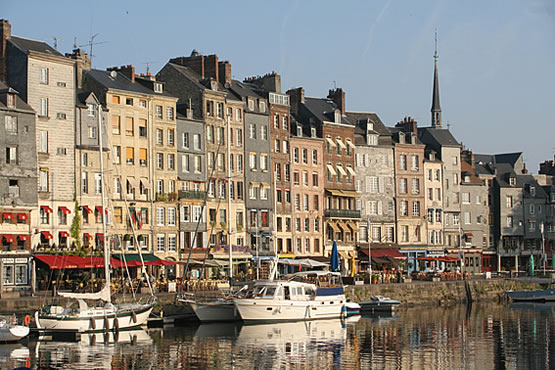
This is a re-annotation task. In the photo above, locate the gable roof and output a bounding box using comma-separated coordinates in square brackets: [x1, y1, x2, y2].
[0, 81, 34, 112]
[302, 97, 352, 126]
[493, 152, 523, 167]
[86, 69, 153, 103]
[418, 127, 460, 148]
[8, 35, 63, 57]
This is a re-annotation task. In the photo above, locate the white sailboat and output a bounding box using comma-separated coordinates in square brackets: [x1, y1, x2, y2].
[0, 316, 30, 341]
[34, 105, 154, 332]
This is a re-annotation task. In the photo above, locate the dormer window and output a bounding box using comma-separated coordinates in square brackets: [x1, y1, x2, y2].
[530, 186, 536, 196]
[297, 125, 303, 137]
[248, 99, 255, 111]
[334, 110, 341, 123]
[259, 101, 266, 112]
[509, 177, 516, 186]
[368, 122, 374, 131]
[7, 93, 15, 108]
[367, 134, 378, 146]
[87, 103, 96, 117]
[398, 132, 405, 144]
[154, 83, 163, 93]
[311, 127, 317, 138]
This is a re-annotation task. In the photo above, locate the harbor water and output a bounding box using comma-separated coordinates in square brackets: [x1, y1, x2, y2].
[3, 302, 554, 369]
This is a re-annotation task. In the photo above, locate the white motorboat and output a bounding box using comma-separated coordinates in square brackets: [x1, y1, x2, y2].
[234, 271, 346, 322]
[345, 300, 361, 316]
[34, 104, 155, 333]
[359, 296, 401, 313]
[0, 316, 29, 341]
[189, 298, 239, 322]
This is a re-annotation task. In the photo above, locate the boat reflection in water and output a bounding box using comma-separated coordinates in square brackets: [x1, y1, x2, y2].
[0, 343, 30, 369]
[35, 329, 152, 368]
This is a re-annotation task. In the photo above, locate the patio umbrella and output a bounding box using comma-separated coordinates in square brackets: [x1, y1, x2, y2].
[330, 241, 339, 272]
[529, 255, 534, 277]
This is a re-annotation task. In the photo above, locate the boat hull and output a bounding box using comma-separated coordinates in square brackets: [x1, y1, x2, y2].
[506, 289, 555, 302]
[235, 297, 345, 322]
[0, 325, 30, 341]
[189, 301, 240, 322]
[35, 304, 153, 332]
[360, 301, 400, 313]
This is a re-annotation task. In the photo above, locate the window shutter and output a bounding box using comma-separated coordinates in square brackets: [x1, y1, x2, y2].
[378, 177, 384, 193]
[378, 201, 383, 215]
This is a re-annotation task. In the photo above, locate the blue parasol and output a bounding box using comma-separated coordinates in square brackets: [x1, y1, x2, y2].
[529, 254, 534, 277]
[330, 240, 339, 272]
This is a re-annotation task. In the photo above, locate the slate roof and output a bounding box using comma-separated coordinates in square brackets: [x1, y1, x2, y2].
[229, 80, 264, 99]
[8, 35, 63, 57]
[493, 152, 522, 167]
[302, 97, 352, 126]
[86, 69, 153, 104]
[461, 160, 482, 184]
[346, 111, 392, 146]
[418, 127, 460, 148]
[388, 126, 424, 145]
[0, 81, 34, 112]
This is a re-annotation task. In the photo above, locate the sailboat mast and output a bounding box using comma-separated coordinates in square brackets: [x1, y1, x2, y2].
[98, 105, 111, 299]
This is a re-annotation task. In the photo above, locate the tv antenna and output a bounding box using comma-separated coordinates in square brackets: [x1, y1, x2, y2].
[79, 33, 111, 62]
[140, 61, 159, 74]
[51, 36, 62, 50]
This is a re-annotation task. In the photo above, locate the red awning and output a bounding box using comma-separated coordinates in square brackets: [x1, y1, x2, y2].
[145, 260, 184, 266]
[41, 231, 53, 239]
[59, 206, 71, 215]
[361, 248, 406, 259]
[464, 233, 473, 237]
[18, 235, 29, 241]
[59, 231, 70, 238]
[17, 213, 27, 220]
[95, 206, 107, 215]
[34, 255, 145, 269]
[83, 233, 92, 240]
[96, 233, 104, 241]
[2, 212, 13, 220]
[41, 206, 53, 213]
[2, 234, 15, 243]
[417, 256, 461, 263]
[82, 206, 92, 214]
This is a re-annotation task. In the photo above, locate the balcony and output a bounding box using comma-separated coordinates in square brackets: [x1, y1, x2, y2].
[179, 190, 205, 200]
[325, 209, 361, 218]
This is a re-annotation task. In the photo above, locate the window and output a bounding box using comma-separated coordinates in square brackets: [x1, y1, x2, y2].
[113, 146, 121, 164]
[5, 116, 17, 133]
[82, 172, 88, 194]
[39, 169, 49, 192]
[464, 212, 472, 224]
[86, 126, 97, 139]
[260, 154, 268, 171]
[157, 153, 164, 169]
[249, 153, 257, 170]
[155, 106, 163, 119]
[400, 201, 408, 216]
[293, 148, 299, 163]
[5, 146, 17, 164]
[249, 183, 257, 199]
[399, 178, 407, 194]
[168, 154, 175, 170]
[168, 208, 176, 226]
[435, 169, 441, 181]
[125, 117, 134, 136]
[312, 150, 318, 165]
[182, 133, 189, 148]
[260, 186, 268, 200]
[167, 107, 174, 121]
[109, 117, 121, 137]
[112, 95, 121, 104]
[40, 68, 49, 84]
[274, 139, 280, 153]
[157, 235, 165, 252]
[39, 131, 48, 153]
[528, 220, 536, 232]
[401, 226, 408, 242]
[193, 134, 201, 150]
[156, 129, 163, 145]
[529, 204, 535, 215]
[168, 234, 177, 252]
[207, 126, 214, 143]
[411, 178, 420, 194]
[283, 140, 289, 154]
[453, 214, 460, 225]
[312, 173, 318, 187]
[237, 129, 243, 146]
[410, 155, 419, 171]
[399, 155, 407, 170]
[126, 147, 134, 165]
[260, 125, 268, 140]
[113, 178, 120, 195]
[506, 196, 513, 208]
[412, 201, 420, 216]
[156, 207, 165, 226]
[94, 173, 102, 194]
[40, 97, 48, 116]
[249, 124, 256, 139]
[139, 148, 147, 166]
[168, 129, 175, 146]
[462, 192, 470, 204]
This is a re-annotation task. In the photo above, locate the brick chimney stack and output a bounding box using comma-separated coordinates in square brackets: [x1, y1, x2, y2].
[66, 48, 91, 88]
[327, 88, 345, 114]
[170, 52, 220, 84]
[245, 72, 282, 93]
[0, 19, 12, 82]
[395, 116, 418, 135]
[218, 60, 231, 86]
[287, 87, 305, 117]
[107, 65, 135, 82]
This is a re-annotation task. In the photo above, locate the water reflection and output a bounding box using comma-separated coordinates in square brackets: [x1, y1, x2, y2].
[0, 343, 29, 369]
[27, 303, 555, 369]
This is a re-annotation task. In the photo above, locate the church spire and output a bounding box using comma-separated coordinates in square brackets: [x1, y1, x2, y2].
[431, 29, 442, 128]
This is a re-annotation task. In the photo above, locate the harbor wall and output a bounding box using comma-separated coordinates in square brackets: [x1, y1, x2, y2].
[345, 279, 547, 306]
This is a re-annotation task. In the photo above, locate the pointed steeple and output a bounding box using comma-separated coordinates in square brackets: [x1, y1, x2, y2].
[431, 30, 442, 128]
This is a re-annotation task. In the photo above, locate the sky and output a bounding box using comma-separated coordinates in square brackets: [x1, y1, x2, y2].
[3, 0, 555, 172]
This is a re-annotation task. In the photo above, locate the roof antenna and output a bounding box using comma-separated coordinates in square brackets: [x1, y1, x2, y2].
[51, 36, 61, 50]
[73, 37, 77, 49]
[79, 33, 111, 64]
[333, 80, 337, 89]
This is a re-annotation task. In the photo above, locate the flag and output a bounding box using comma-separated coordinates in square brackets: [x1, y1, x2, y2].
[136, 211, 142, 230]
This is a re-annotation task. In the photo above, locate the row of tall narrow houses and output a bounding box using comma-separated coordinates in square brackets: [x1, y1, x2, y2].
[0, 18, 554, 294]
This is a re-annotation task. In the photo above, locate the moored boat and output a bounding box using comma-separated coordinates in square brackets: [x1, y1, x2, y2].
[234, 271, 346, 322]
[359, 296, 401, 313]
[506, 288, 555, 302]
[344, 300, 361, 316]
[0, 316, 29, 341]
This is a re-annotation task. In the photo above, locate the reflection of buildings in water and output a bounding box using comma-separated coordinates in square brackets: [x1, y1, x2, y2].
[35, 329, 153, 368]
[0, 343, 30, 368]
[194, 322, 242, 338]
[235, 319, 346, 366]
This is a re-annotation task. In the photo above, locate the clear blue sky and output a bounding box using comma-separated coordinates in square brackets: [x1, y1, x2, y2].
[4, 0, 554, 172]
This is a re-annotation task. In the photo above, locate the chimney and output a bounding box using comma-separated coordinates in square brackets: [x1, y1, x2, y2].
[204, 55, 219, 84]
[287, 87, 304, 116]
[327, 88, 345, 114]
[0, 19, 12, 82]
[107, 65, 135, 82]
[245, 72, 281, 93]
[395, 116, 418, 136]
[218, 60, 232, 86]
[66, 48, 91, 88]
[170, 52, 219, 83]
